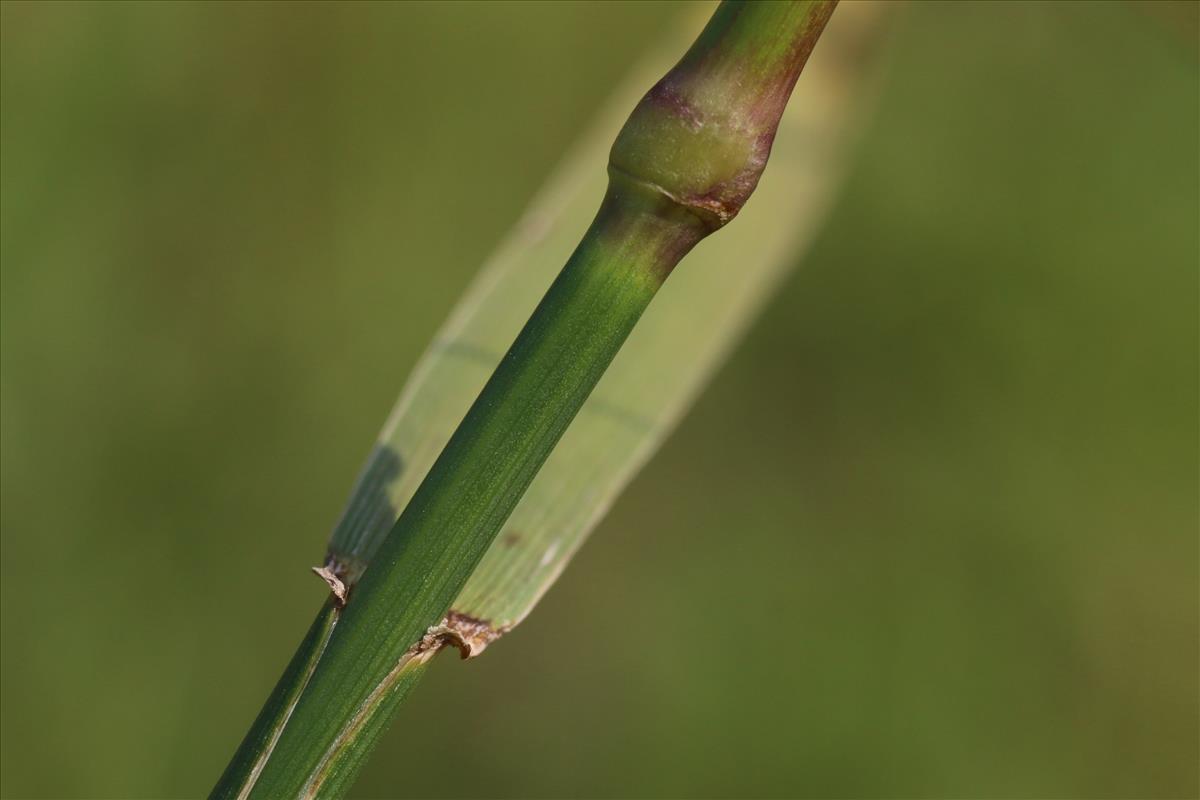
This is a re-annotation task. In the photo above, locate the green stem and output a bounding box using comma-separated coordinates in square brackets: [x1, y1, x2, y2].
[212, 602, 339, 800]
[212, 3, 836, 797]
[252, 175, 708, 800]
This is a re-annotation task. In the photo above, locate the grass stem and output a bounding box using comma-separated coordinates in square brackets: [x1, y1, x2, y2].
[212, 3, 836, 797]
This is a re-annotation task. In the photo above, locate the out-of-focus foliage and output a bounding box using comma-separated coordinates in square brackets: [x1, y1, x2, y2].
[1, 2, 1195, 798]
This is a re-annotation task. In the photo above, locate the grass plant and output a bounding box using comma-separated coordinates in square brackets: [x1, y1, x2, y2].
[212, 3, 845, 797]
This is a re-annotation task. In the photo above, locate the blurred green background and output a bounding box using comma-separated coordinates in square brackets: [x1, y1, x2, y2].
[2, 2, 1196, 798]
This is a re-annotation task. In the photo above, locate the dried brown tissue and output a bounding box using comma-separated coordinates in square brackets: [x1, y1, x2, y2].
[311, 562, 349, 607]
[313, 558, 506, 659]
[413, 610, 509, 661]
